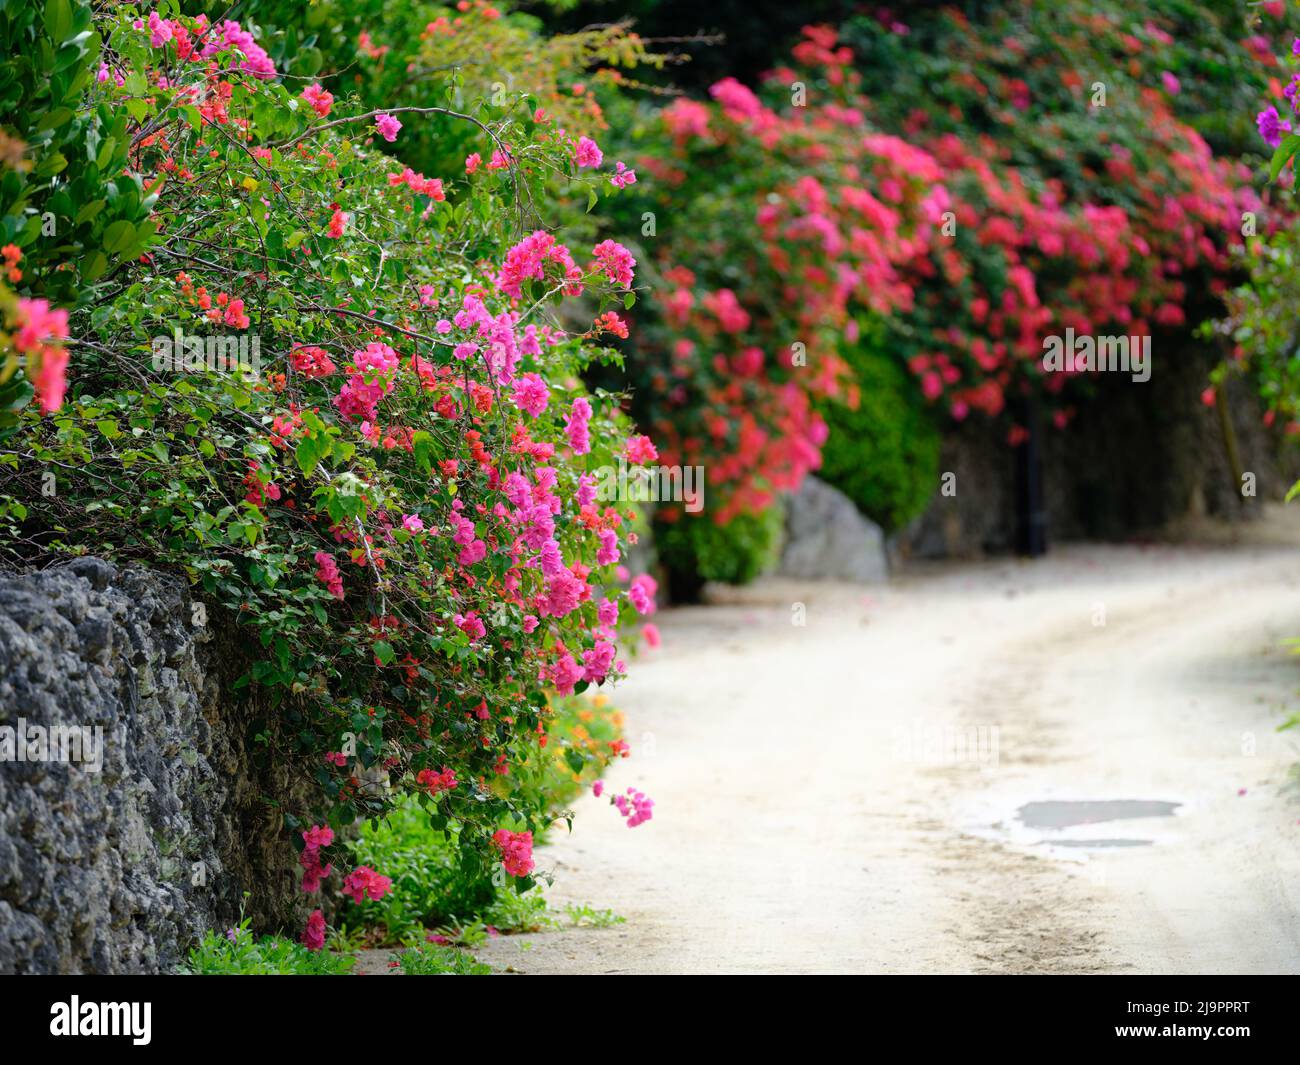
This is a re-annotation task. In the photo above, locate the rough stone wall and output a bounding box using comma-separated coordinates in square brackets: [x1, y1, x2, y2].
[898, 339, 1300, 558]
[0, 559, 306, 974]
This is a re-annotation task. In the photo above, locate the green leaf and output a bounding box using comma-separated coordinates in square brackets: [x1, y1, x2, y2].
[372, 640, 395, 666]
[411, 430, 435, 474]
[1269, 134, 1300, 182]
[102, 219, 136, 256]
[294, 432, 329, 477]
[95, 135, 117, 171]
[81, 250, 107, 281]
[44, 0, 72, 42]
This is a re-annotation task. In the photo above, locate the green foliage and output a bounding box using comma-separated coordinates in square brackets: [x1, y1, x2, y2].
[208, 0, 671, 184]
[341, 690, 623, 943]
[841, 1, 1295, 189]
[183, 920, 356, 975]
[0, 0, 153, 304]
[503, 689, 626, 836]
[818, 324, 942, 532]
[1210, 227, 1300, 423]
[1221, 23, 1300, 442]
[0, 0, 152, 427]
[563, 902, 625, 928]
[389, 940, 492, 975]
[343, 801, 503, 939]
[655, 505, 783, 593]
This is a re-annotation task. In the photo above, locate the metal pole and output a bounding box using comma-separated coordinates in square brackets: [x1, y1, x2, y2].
[1014, 396, 1048, 556]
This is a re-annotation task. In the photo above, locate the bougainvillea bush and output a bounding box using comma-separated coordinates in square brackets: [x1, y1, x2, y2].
[340, 689, 626, 944]
[0, 0, 659, 952]
[599, 41, 948, 566]
[830, 6, 1273, 429]
[1216, 9, 1300, 445]
[597, 3, 1285, 577]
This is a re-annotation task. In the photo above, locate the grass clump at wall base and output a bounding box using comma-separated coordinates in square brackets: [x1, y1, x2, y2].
[184, 922, 356, 975]
[818, 336, 942, 533]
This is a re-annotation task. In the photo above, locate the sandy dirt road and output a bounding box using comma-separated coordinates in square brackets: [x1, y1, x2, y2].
[475, 537, 1300, 974]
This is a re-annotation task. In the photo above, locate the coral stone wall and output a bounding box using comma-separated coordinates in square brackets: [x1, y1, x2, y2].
[0, 559, 305, 973]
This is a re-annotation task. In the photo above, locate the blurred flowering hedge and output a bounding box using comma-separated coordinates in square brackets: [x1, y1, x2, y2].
[841, 3, 1286, 430]
[597, 2, 1289, 563]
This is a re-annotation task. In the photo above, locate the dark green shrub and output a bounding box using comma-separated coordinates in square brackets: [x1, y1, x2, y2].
[818, 326, 942, 532]
[655, 505, 783, 600]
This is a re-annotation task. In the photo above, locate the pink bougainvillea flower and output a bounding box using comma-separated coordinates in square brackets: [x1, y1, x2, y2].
[389, 167, 445, 199]
[590, 240, 636, 288]
[596, 528, 620, 567]
[597, 597, 619, 626]
[13, 297, 70, 355]
[710, 76, 764, 119]
[609, 161, 637, 188]
[301, 83, 333, 117]
[30, 346, 69, 414]
[628, 573, 658, 615]
[612, 787, 655, 828]
[545, 648, 583, 693]
[374, 112, 402, 142]
[416, 766, 457, 796]
[341, 866, 393, 905]
[313, 551, 345, 599]
[300, 910, 326, 951]
[454, 611, 487, 639]
[223, 298, 250, 329]
[574, 135, 603, 168]
[496, 230, 582, 298]
[581, 639, 616, 682]
[13, 298, 71, 414]
[564, 396, 592, 454]
[147, 12, 174, 49]
[290, 346, 337, 378]
[326, 209, 348, 238]
[511, 372, 549, 417]
[1257, 106, 1291, 149]
[625, 434, 658, 464]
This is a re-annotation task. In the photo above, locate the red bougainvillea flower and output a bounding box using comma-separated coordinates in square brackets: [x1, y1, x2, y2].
[300, 910, 326, 951]
[492, 829, 535, 877]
